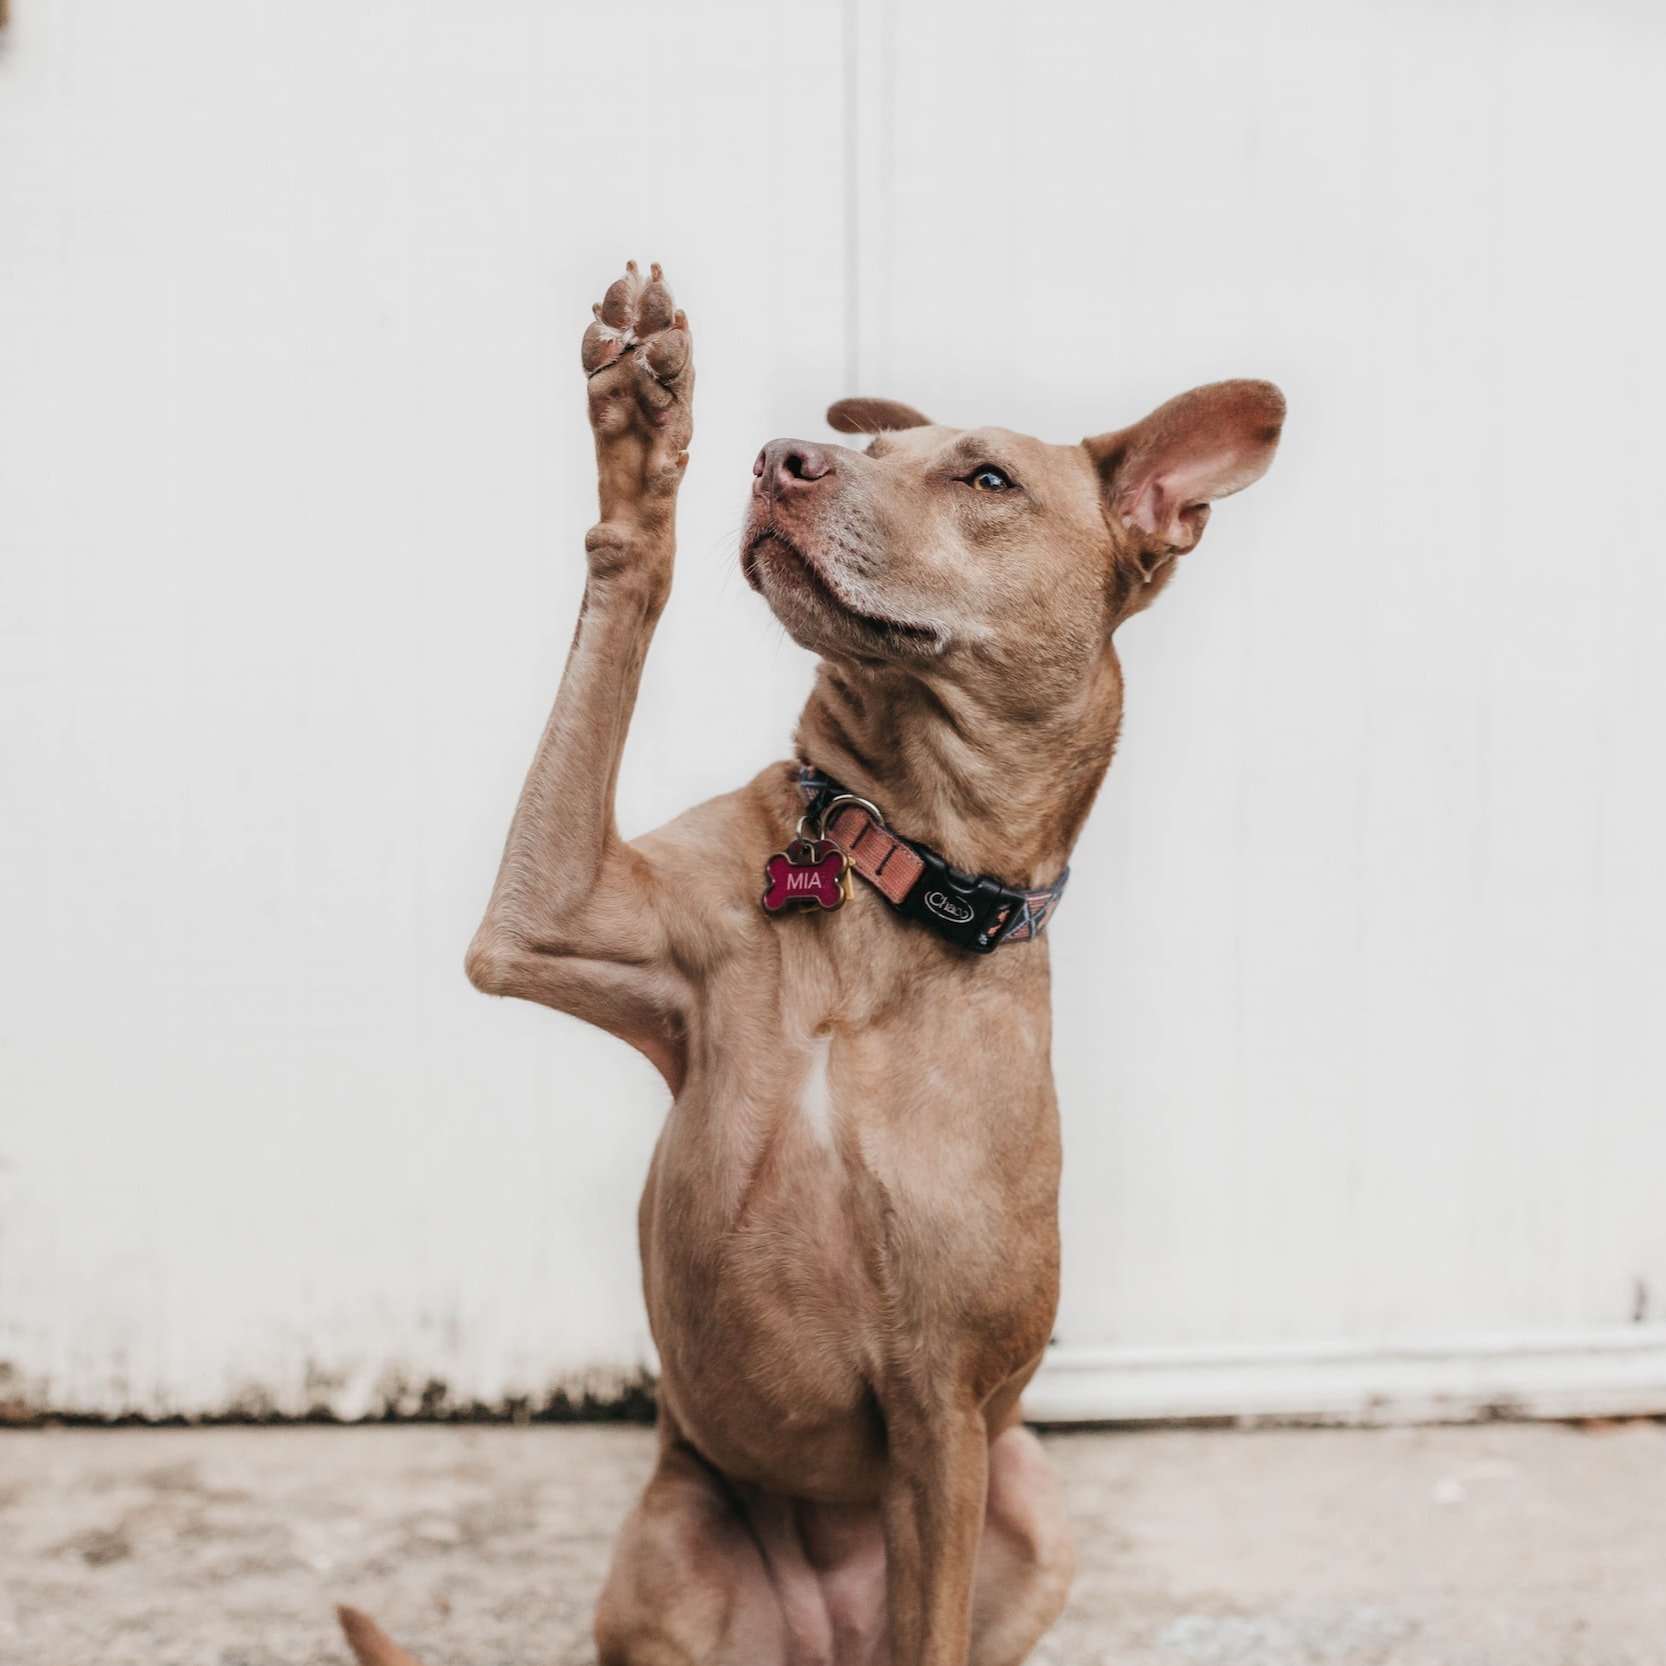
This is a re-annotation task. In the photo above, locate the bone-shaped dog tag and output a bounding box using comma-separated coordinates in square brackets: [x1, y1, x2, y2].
[761, 837, 850, 914]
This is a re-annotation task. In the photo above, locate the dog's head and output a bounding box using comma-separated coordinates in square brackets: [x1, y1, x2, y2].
[742, 382, 1283, 711]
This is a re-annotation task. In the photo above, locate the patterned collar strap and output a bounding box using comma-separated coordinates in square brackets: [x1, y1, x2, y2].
[797, 765, 1069, 954]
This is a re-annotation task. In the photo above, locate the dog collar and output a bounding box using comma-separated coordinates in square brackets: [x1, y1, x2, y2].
[762, 764, 1068, 954]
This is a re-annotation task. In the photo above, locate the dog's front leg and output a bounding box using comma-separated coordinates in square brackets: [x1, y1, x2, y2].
[467, 264, 695, 1089]
[883, 1399, 990, 1666]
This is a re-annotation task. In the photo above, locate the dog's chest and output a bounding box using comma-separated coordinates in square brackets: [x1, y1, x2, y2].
[641, 951, 1061, 1467]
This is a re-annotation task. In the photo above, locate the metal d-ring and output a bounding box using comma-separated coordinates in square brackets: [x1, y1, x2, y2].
[798, 793, 886, 843]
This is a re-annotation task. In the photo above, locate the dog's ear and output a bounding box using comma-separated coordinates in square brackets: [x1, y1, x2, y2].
[826, 398, 933, 435]
[1085, 380, 1284, 584]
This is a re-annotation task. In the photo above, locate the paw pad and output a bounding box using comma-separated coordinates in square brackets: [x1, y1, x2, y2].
[582, 260, 693, 399]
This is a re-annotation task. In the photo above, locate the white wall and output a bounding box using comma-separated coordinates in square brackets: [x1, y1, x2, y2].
[3, 0, 1664, 1422]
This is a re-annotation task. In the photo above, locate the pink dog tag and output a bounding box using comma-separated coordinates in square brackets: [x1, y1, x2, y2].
[762, 837, 850, 914]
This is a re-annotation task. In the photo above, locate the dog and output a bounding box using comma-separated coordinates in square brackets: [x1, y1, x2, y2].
[340, 262, 1283, 1666]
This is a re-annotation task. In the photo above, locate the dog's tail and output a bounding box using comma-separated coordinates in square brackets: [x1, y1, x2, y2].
[337, 1605, 428, 1666]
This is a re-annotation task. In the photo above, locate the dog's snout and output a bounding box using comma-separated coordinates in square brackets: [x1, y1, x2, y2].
[753, 439, 836, 500]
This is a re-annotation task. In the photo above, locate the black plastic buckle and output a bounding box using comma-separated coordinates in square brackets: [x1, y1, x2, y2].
[898, 847, 1021, 955]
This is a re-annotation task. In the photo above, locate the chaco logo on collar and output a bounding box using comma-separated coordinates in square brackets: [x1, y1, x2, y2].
[923, 888, 976, 925]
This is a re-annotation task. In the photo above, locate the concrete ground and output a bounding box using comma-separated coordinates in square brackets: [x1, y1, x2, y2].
[1, 1422, 1663, 1666]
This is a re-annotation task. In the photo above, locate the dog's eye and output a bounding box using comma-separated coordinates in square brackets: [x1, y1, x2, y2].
[967, 466, 1012, 492]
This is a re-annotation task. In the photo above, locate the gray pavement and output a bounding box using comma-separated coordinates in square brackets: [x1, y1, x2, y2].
[1, 1421, 1662, 1665]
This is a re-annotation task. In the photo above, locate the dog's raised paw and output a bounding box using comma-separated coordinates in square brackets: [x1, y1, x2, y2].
[581, 260, 693, 441]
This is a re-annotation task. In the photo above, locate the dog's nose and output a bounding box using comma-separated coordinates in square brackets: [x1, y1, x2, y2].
[753, 439, 836, 500]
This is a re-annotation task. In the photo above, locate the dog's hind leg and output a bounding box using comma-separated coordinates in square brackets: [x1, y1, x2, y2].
[595, 1435, 792, 1666]
[969, 1425, 1075, 1666]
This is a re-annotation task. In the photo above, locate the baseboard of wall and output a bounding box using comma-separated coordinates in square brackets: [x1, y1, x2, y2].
[11, 1331, 1665, 1428]
[1025, 1327, 1666, 1426]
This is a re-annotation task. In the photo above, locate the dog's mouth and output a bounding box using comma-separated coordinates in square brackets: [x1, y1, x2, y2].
[742, 526, 943, 652]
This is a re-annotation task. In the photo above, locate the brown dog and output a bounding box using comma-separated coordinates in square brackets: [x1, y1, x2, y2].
[340, 264, 1282, 1666]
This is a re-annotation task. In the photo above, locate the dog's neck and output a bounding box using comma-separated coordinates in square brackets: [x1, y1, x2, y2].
[793, 659, 1122, 890]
